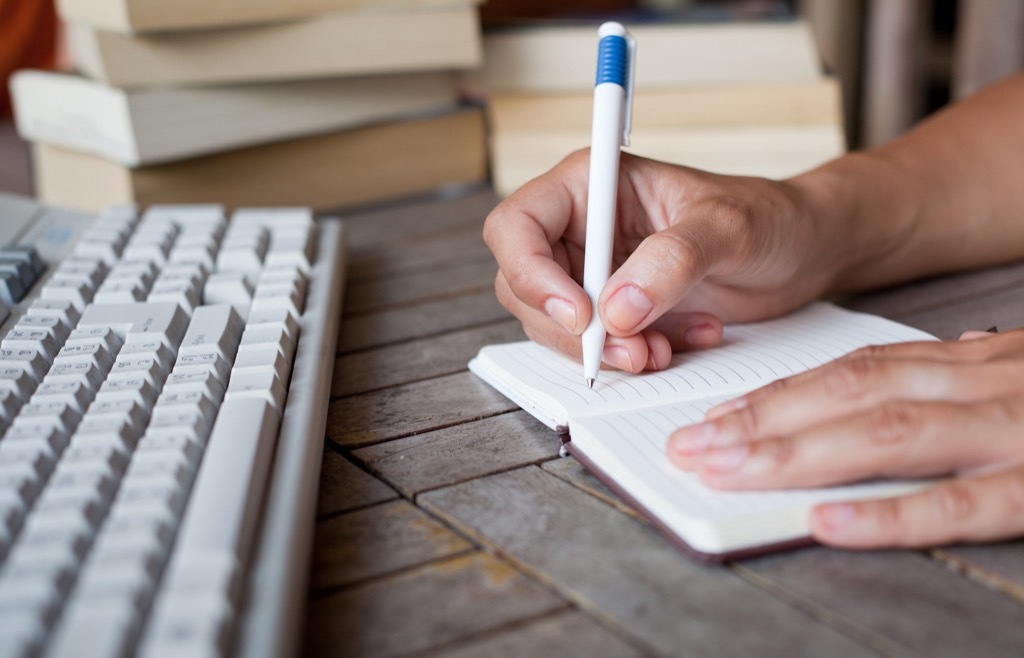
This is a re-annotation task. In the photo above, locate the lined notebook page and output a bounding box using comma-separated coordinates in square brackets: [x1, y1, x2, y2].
[570, 399, 926, 554]
[472, 303, 936, 421]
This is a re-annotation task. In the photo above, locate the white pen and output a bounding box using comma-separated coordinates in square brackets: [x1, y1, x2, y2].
[581, 21, 636, 389]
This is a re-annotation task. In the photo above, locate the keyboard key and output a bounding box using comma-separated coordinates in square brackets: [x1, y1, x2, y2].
[0, 201, 338, 657]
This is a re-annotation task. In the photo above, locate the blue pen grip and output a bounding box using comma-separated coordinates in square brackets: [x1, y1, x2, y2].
[595, 35, 628, 87]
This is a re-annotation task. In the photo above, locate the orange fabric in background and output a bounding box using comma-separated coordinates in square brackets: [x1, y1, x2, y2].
[0, 0, 58, 116]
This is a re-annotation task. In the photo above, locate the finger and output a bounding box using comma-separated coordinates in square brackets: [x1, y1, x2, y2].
[483, 156, 591, 334]
[598, 218, 732, 336]
[811, 467, 1024, 548]
[677, 399, 1019, 489]
[496, 270, 587, 359]
[499, 270, 669, 372]
[691, 351, 1023, 446]
[648, 312, 724, 351]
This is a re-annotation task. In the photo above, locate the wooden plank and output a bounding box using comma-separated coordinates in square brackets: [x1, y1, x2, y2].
[343, 187, 497, 249]
[332, 319, 525, 398]
[890, 281, 1024, 339]
[739, 547, 1024, 656]
[541, 456, 644, 522]
[420, 467, 879, 657]
[842, 260, 1024, 322]
[310, 499, 473, 592]
[304, 551, 566, 658]
[354, 410, 559, 497]
[348, 225, 494, 283]
[543, 454, 1024, 651]
[425, 608, 645, 658]
[328, 371, 518, 448]
[932, 542, 1024, 603]
[316, 446, 397, 517]
[338, 290, 510, 353]
[345, 258, 497, 314]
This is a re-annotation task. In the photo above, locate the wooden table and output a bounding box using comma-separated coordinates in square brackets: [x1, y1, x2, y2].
[306, 186, 1024, 658]
[3, 120, 1022, 657]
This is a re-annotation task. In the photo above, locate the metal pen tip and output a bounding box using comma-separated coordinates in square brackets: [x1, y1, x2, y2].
[586, 378, 595, 389]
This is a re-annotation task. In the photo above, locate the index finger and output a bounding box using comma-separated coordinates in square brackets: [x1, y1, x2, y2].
[483, 153, 593, 333]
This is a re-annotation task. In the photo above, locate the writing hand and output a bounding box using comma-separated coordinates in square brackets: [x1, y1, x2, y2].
[483, 151, 837, 373]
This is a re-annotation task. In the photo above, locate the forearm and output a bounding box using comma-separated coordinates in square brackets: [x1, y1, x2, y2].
[792, 73, 1024, 294]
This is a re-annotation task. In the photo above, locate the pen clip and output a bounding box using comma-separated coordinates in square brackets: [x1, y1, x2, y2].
[621, 33, 636, 147]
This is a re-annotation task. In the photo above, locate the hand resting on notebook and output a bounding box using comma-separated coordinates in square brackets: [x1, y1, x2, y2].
[669, 329, 1024, 549]
[482, 73, 1024, 548]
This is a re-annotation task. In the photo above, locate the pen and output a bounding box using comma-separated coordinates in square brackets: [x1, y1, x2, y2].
[581, 22, 636, 389]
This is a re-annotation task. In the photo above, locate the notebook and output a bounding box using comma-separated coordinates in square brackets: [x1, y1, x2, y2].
[468, 303, 936, 561]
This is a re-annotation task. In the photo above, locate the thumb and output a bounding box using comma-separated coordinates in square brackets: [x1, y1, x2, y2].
[599, 222, 724, 336]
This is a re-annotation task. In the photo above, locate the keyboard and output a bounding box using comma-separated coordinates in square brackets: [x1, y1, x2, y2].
[0, 194, 347, 657]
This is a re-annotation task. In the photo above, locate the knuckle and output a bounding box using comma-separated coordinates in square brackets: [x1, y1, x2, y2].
[493, 273, 515, 311]
[872, 497, 904, 536]
[766, 435, 797, 471]
[756, 378, 789, 399]
[562, 147, 590, 166]
[853, 344, 890, 360]
[1003, 475, 1024, 518]
[823, 356, 880, 400]
[932, 482, 977, 525]
[500, 260, 536, 298]
[695, 195, 751, 229]
[481, 209, 507, 250]
[730, 402, 764, 438]
[640, 231, 705, 282]
[867, 401, 921, 448]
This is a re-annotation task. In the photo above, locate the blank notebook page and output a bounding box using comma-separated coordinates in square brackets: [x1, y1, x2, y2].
[571, 398, 926, 553]
[478, 303, 937, 420]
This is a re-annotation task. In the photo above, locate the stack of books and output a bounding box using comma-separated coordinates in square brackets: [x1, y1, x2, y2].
[11, 0, 488, 211]
[469, 19, 845, 196]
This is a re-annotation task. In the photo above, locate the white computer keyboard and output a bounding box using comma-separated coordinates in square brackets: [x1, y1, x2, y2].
[0, 195, 347, 658]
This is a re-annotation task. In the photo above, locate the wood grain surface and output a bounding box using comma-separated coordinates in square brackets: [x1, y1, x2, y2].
[310, 187, 1024, 657]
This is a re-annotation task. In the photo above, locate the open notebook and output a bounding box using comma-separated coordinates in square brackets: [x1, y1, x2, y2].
[469, 303, 936, 561]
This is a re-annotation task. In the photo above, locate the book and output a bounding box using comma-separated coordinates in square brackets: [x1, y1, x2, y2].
[32, 107, 487, 213]
[468, 303, 936, 561]
[56, 0, 481, 34]
[65, 6, 482, 87]
[464, 20, 821, 94]
[10, 70, 462, 167]
[487, 78, 842, 132]
[476, 21, 841, 197]
[490, 124, 846, 197]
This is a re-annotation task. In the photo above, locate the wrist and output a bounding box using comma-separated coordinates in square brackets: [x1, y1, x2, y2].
[785, 151, 920, 295]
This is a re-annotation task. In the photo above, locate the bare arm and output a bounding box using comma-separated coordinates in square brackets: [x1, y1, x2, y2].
[797, 73, 1024, 293]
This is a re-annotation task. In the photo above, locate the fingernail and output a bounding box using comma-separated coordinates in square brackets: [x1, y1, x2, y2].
[683, 323, 719, 348]
[605, 285, 653, 333]
[544, 297, 577, 333]
[669, 423, 716, 454]
[815, 503, 856, 530]
[702, 445, 749, 472]
[602, 345, 633, 371]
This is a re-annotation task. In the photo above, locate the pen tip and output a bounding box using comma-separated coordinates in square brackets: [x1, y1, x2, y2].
[586, 378, 595, 390]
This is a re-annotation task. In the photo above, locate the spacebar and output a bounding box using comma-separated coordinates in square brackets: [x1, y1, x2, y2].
[175, 397, 280, 561]
[140, 398, 281, 656]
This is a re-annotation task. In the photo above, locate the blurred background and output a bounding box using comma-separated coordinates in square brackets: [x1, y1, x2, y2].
[1, 0, 1022, 204]
[479, 0, 1024, 149]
